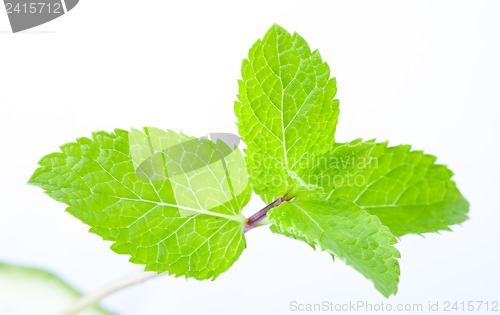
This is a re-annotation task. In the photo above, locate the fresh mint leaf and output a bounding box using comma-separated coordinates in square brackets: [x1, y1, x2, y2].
[0, 263, 113, 315]
[29, 25, 470, 300]
[235, 25, 468, 297]
[268, 198, 400, 297]
[307, 140, 469, 236]
[235, 24, 339, 203]
[29, 128, 251, 280]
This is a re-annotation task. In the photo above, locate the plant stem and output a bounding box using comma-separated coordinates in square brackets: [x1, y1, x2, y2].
[60, 271, 161, 315]
[61, 197, 289, 314]
[243, 196, 288, 232]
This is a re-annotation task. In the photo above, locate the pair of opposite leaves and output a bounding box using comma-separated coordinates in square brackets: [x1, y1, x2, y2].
[30, 24, 469, 297]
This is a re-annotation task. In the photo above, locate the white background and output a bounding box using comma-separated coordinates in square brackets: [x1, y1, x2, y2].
[1, 0, 499, 314]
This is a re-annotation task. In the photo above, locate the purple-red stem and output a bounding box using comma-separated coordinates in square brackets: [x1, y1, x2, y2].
[243, 196, 288, 233]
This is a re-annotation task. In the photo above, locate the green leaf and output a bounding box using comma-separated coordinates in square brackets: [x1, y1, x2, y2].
[29, 128, 251, 280]
[308, 140, 469, 236]
[235, 24, 339, 203]
[0, 263, 113, 315]
[268, 198, 400, 297]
